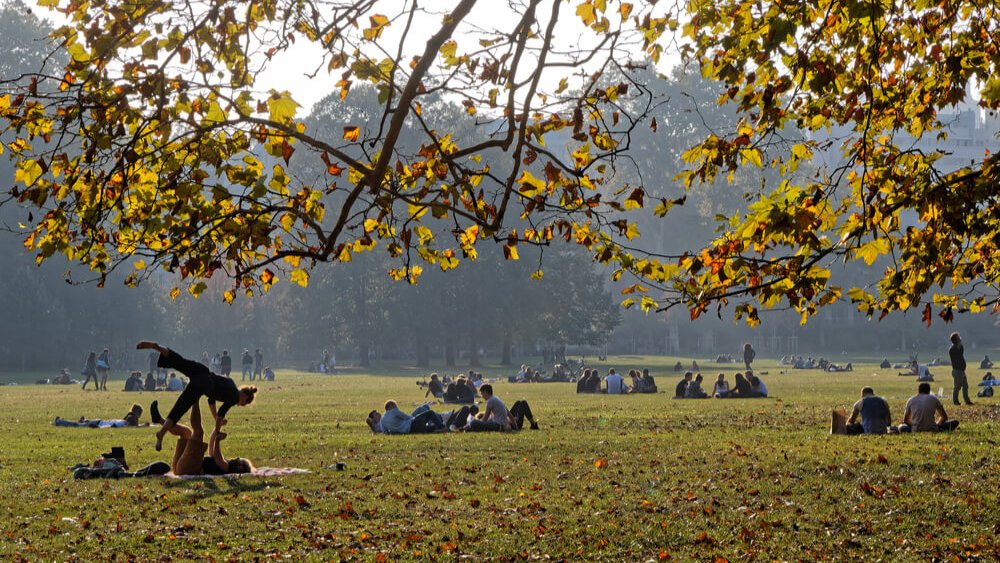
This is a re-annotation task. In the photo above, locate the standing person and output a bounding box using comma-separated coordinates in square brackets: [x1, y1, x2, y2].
[136, 341, 257, 452]
[253, 349, 263, 381]
[210, 353, 221, 373]
[81, 351, 98, 390]
[241, 350, 254, 381]
[220, 350, 232, 378]
[845, 387, 892, 435]
[96, 348, 112, 391]
[743, 343, 756, 372]
[948, 332, 973, 405]
[147, 352, 157, 380]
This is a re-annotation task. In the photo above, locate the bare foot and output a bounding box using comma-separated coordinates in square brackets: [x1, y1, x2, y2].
[154, 431, 164, 452]
[136, 341, 157, 350]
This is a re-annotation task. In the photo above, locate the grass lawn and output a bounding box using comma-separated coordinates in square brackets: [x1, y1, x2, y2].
[1, 356, 998, 561]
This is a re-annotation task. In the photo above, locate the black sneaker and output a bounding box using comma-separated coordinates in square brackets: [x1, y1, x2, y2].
[150, 400, 164, 424]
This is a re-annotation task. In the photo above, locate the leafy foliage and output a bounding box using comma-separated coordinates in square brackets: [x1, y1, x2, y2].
[3, 360, 1000, 559]
[2, 0, 1000, 325]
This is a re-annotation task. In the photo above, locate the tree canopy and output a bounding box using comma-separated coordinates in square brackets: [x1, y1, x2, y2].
[2, 0, 999, 325]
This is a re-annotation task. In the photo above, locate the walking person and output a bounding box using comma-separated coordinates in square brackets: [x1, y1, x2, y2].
[949, 332, 973, 405]
[96, 348, 112, 391]
[136, 341, 257, 452]
[743, 343, 756, 372]
[80, 351, 98, 390]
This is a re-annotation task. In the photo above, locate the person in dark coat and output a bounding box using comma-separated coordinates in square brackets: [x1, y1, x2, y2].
[136, 341, 257, 452]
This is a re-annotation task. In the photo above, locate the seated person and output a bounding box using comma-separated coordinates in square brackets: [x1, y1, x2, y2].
[443, 379, 477, 403]
[263, 367, 276, 381]
[725, 372, 758, 398]
[684, 374, 708, 398]
[981, 355, 994, 369]
[144, 372, 157, 391]
[674, 372, 692, 398]
[712, 373, 730, 398]
[898, 382, 959, 432]
[879, 358, 891, 369]
[424, 373, 444, 399]
[604, 369, 627, 394]
[56, 369, 73, 385]
[576, 370, 596, 393]
[845, 387, 892, 435]
[165, 372, 185, 391]
[639, 369, 657, 393]
[465, 384, 512, 432]
[916, 364, 934, 382]
[898, 360, 919, 376]
[691, 360, 700, 372]
[629, 370, 642, 393]
[749, 374, 768, 397]
[979, 372, 996, 397]
[368, 400, 446, 434]
[54, 403, 146, 428]
[124, 371, 144, 391]
[673, 361, 683, 372]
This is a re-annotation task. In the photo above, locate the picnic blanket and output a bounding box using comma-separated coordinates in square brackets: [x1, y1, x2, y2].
[168, 467, 310, 479]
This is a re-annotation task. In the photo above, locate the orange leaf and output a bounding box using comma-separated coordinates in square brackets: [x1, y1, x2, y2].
[594, 458, 608, 469]
[343, 126, 360, 142]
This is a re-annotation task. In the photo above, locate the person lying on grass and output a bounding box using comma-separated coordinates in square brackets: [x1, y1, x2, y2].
[136, 341, 257, 451]
[151, 398, 254, 475]
[366, 401, 449, 434]
[54, 403, 146, 428]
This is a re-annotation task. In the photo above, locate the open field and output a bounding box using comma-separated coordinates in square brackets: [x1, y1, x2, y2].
[1, 356, 999, 561]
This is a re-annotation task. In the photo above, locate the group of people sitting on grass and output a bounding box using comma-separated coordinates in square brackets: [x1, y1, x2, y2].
[121, 370, 188, 392]
[367, 384, 539, 434]
[780, 355, 853, 371]
[674, 371, 768, 398]
[575, 368, 657, 394]
[834, 383, 961, 435]
[421, 372, 488, 403]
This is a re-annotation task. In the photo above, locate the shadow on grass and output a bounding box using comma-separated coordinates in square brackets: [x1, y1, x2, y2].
[161, 476, 280, 497]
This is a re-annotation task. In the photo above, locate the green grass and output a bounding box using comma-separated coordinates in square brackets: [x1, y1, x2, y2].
[1, 356, 999, 561]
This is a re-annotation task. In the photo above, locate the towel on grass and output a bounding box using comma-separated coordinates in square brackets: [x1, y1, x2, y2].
[168, 467, 310, 479]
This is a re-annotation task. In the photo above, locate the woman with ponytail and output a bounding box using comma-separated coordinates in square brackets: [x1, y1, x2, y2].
[136, 341, 257, 451]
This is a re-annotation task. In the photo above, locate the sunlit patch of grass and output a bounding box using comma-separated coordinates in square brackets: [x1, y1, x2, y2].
[0, 357, 999, 560]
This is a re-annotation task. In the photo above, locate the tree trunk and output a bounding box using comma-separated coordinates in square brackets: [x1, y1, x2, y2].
[416, 342, 430, 368]
[469, 332, 481, 367]
[501, 332, 512, 366]
[359, 341, 371, 368]
[445, 338, 455, 367]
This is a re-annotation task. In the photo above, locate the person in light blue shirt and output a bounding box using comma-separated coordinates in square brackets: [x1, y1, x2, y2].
[371, 401, 446, 434]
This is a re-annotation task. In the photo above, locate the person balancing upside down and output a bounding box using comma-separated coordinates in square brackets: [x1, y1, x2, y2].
[136, 341, 257, 451]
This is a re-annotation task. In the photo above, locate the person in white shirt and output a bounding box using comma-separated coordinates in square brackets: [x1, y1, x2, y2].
[604, 369, 627, 394]
[712, 373, 730, 398]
